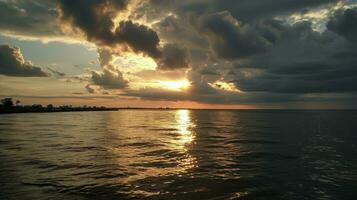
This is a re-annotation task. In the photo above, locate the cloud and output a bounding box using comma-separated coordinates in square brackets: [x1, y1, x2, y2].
[196, 11, 272, 59]
[91, 67, 128, 89]
[149, 0, 339, 22]
[58, 0, 126, 44]
[2, 0, 357, 107]
[133, 69, 186, 81]
[327, 8, 357, 42]
[209, 0, 339, 22]
[0, 45, 48, 77]
[58, 0, 161, 58]
[47, 67, 66, 77]
[97, 48, 114, 67]
[115, 20, 161, 58]
[85, 84, 95, 93]
[153, 14, 208, 50]
[58, 0, 190, 71]
[0, 1, 64, 40]
[90, 48, 128, 90]
[124, 2, 357, 105]
[157, 44, 190, 70]
[229, 18, 357, 94]
[89, 60, 96, 65]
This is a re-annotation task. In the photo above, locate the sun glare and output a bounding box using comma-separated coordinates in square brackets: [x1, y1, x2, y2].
[159, 80, 190, 91]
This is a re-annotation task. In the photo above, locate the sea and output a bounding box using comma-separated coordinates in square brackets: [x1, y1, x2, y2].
[0, 110, 356, 200]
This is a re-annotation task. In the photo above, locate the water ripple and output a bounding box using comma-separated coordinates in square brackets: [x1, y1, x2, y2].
[0, 110, 356, 199]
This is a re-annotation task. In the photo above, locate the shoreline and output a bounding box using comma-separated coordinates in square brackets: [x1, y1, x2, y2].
[0, 108, 119, 114]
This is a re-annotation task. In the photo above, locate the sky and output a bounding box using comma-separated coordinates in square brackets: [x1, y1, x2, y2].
[0, 0, 357, 109]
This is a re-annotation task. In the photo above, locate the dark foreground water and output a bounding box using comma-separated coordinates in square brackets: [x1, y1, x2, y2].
[0, 110, 357, 200]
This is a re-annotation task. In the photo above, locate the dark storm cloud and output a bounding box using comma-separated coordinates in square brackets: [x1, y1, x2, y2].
[58, 0, 162, 58]
[0, 45, 47, 77]
[197, 11, 271, 59]
[230, 17, 357, 94]
[58, 0, 191, 69]
[58, 0, 126, 44]
[207, 0, 339, 22]
[153, 15, 209, 50]
[186, 66, 221, 95]
[198, 65, 220, 76]
[115, 20, 161, 58]
[58, 0, 186, 91]
[91, 67, 128, 89]
[327, 8, 357, 42]
[127, 1, 357, 106]
[148, 0, 339, 22]
[157, 44, 190, 70]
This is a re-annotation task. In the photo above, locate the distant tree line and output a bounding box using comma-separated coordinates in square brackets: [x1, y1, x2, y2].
[0, 98, 118, 114]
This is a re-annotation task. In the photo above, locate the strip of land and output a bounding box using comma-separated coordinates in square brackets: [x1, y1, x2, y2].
[0, 107, 119, 114]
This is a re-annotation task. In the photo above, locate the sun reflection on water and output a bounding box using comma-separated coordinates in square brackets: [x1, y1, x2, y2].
[172, 109, 198, 174]
[105, 110, 198, 191]
[175, 109, 196, 149]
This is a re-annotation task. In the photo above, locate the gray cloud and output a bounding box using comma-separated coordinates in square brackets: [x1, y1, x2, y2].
[58, 0, 162, 58]
[153, 14, 208, 49]
[0, 0, 61, 38]
[85, 84, 95, 94]
[115, 20, 161, 58]
[90, 48, 129, 90]
[140, 0, 336, 22]
[126, 6, 357, 102]
[0, 45, 48, 77]
[58, 0, 192, 71]
[97, 48, 114, 67]
[58, 0, 125, 44]
[206, 0, 339, 22]
[157, 44, 190, 70]
[149, 0, 339, 22]
[196, 11, 272, 59]
[126, 2, 357, 106]
[327, 8, 357, 42]
[229, 17, 357, 94]
[47, 67, 66, 77]
[91, 67, 128, 90]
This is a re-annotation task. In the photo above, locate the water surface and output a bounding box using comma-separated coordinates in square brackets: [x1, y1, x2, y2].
[0, 110, 357, 199]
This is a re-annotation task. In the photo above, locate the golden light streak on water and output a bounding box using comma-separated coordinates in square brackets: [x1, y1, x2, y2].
[175, 109, 195, 148]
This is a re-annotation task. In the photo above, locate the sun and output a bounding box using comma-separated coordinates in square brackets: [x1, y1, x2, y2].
[159, 80, 191, 91]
